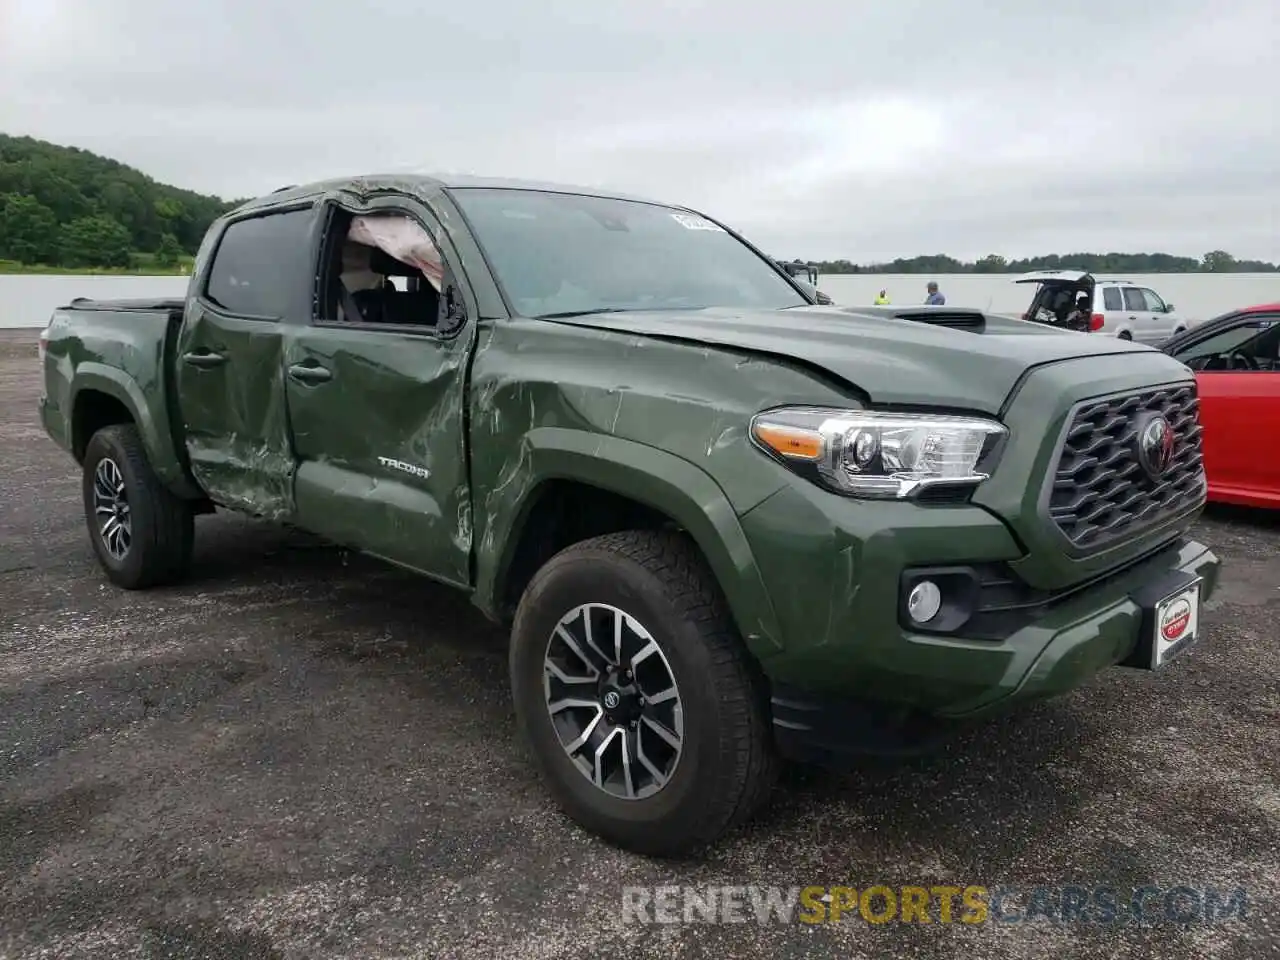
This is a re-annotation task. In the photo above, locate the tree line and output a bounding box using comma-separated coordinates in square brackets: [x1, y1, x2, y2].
[3, 132, 1275, 276]
[0, 134, 239, 271]
[795, 251, 1279, 275]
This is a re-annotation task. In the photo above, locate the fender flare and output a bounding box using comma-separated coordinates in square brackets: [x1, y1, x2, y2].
[474, 427, 784, 658]
[71, 364, 201, 498]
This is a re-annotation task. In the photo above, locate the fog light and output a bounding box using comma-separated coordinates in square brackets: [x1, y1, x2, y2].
[907, 580, 942, 623]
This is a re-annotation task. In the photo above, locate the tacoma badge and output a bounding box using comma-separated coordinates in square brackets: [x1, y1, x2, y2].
[377, 456, 430, 480]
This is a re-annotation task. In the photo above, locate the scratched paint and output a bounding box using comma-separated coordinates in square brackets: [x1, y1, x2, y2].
[463, 314, 860, 657]
[37, 173, 1218, 704]
[172, 304, 298, 520]
[282, 320, 475, 588]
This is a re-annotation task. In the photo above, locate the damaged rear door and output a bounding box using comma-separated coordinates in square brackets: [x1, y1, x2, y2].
[281, 196, 476, 588]
[174, 203, 320, 518]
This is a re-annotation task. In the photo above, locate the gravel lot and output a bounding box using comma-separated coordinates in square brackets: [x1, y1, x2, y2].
[1, 328, 1277, 959]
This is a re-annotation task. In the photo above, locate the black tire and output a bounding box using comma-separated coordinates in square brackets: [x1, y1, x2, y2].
[510, 530, 778, 857]
[1118, 331, 1133, 340]
[82, 423, 195, 589]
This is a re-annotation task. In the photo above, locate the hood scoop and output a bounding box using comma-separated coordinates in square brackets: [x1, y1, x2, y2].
[837, 305, 987, 332]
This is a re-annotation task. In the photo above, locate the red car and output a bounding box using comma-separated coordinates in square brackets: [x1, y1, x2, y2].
[1160, 302, 1280, 508]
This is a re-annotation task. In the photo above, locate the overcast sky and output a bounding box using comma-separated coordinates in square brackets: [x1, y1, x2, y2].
[2, 0, 1276, 262]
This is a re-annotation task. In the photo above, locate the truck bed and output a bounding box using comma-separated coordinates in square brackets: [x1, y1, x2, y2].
[64, 297, 186, 316]
[40, 297, 190, 491]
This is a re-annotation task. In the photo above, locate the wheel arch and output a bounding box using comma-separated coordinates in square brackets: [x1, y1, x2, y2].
[70, 364, 201, 498]
[474, 427, 784, 660]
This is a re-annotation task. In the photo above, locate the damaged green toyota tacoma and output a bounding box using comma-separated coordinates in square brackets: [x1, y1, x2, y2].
[38, 174, 1221, 856]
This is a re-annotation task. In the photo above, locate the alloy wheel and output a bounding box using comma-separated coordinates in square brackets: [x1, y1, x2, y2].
[93, 456, 132, 560]
[543, 602, 685, 800]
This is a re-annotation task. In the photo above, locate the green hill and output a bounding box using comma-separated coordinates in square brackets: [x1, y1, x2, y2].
[0, 133, 238, 273]
[3, 132, 1275, 277]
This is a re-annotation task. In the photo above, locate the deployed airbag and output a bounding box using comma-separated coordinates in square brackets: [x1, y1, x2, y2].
[349, 214, 444, 291]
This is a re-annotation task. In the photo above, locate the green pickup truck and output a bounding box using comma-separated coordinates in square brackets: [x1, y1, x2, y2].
[38, 174, 1220, 856]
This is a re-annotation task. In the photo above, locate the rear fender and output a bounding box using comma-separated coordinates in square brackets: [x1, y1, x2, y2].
[72, 364, 201, 498]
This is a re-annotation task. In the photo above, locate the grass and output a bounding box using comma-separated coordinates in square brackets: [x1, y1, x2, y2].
[0, 256, 193, 277]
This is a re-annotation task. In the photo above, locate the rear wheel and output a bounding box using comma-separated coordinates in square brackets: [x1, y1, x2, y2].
[509, 530, 778, 856]
[82, 423, 194, 589]
[1118, 331, 1133, 341]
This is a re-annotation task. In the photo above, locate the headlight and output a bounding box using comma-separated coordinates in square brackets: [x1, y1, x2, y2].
[749, 406, 1007, 500]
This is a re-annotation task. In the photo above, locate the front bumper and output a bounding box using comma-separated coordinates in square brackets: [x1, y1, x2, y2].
[738, 480, 1221, 755]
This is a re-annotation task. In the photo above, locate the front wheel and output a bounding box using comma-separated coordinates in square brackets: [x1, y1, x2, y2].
[82, 423, 195, 589]
[510, 530, 778, 856]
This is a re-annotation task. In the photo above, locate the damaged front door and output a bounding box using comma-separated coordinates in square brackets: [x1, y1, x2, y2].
[282, 200, 475, 587]
[175, 204, 319, 518]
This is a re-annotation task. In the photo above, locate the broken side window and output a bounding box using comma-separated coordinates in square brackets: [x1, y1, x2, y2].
[348, 214, 444, 292]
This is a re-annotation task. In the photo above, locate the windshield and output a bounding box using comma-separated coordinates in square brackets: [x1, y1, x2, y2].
[450, 188, 809, 317]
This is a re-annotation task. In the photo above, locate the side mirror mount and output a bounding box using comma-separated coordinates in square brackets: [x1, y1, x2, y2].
[437, 278, 467, 331]
[447, 285, 466, 323]
[1165, 303, 1175, 312]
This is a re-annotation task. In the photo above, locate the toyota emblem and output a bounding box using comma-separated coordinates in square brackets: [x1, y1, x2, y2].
[1136, 414, 1175, 480]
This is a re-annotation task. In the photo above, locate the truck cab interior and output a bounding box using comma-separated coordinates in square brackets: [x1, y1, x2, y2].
[319, 211, 444, 328]
[1176, 319, 1280, 372]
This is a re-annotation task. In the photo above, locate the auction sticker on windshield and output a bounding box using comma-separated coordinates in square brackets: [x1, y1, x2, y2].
[671, 213, 725, 232]
[1151, 580, 1201, 669]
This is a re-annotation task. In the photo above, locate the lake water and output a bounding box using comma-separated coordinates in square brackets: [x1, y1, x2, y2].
[816, 273, 1280, 320]
[1, 275, 191, 329]
[2, 272, 1278, 330]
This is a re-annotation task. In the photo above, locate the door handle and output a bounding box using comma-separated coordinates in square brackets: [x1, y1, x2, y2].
[287, 362, 333, 384]
[182, 350, 227, 368]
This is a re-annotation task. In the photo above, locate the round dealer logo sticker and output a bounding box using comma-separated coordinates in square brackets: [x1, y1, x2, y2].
[1160, 598, 1192, 642]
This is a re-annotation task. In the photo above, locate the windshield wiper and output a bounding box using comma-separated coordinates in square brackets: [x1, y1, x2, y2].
[534, 308, 634, 319]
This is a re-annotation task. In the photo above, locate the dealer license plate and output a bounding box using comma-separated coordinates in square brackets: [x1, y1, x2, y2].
[1150, 580, 1201, 669]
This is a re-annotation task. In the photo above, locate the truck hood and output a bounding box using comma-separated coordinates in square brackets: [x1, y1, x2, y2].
[543, 305, 1162, 415]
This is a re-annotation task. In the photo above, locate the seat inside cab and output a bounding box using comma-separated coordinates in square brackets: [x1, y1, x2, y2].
[332, 213, 443, 327]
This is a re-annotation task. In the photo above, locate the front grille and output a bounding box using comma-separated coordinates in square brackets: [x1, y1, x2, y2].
[1048, 384, 1205, 550]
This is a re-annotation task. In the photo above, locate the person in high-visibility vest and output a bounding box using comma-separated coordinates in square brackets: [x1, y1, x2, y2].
[874, 289, 890, 304]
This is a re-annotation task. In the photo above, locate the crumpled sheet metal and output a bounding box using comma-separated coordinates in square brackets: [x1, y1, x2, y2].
[184, 332, 297, 521]
[465, 317, 861, 656]
[312, 177, 507, 321]
[283, 322, 475, 588]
